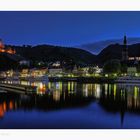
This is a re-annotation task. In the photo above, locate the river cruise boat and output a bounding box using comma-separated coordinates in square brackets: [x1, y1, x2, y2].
[116, 76, 140, 83]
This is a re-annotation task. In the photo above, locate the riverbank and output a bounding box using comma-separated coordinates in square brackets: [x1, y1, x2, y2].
[48, 76, 116, 83]
[1, 76, 117, 83]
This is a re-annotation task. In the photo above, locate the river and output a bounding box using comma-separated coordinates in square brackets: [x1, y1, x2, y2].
[0, 81, 139, 129]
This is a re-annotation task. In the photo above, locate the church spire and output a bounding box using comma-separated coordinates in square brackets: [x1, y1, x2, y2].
[122, 35, 128, 61]
[123, 35, 127, 46]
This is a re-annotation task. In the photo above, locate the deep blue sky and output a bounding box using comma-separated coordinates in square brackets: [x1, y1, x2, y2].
[0, 11, 140, 46]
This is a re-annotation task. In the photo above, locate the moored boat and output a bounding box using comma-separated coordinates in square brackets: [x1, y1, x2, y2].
[115, 76, 140, 83]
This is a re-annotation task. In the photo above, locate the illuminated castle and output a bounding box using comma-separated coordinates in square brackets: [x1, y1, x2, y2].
[0, 39, 16, 54]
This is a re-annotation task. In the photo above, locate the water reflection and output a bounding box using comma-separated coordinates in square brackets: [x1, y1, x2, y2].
[1, 82, 140, 128]
[98, 83, 140, 127]
[1, 82, 140, 111]
[0, 94, 17, 118]
[99, 84, 140, 111]
[0, 82, 96, 117]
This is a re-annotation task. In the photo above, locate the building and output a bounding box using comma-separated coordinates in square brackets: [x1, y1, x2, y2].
[49, 68, 63, 75]
[128, 57, 140, 61]
[30, 68, 48, 77]
[20, 68, 48, 77]
[48, 61, 63, 75]
[0, 39, 16, 54]
[19, 60, 30, 66]
[127, 67, 137, 76]
[20, 69, 29, 77]
[72, 65, 78, 74]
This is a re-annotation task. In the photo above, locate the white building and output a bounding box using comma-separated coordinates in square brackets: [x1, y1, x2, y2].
[49, 68, 63, 75]
[127, 67, 137, 76]
[19, 60, 30, 66]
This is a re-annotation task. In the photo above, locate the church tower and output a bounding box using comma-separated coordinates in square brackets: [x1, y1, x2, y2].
[122, 35, 128, 61]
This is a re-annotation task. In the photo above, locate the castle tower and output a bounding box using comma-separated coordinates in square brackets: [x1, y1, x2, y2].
[122, 35, 128, 61]
[0, 39, 4, 48]
[0, 39, 5, 52]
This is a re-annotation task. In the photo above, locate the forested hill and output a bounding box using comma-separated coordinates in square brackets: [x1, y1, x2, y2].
[3, 42, 140, 69]
[96, 43, 140, 65]
[6, 44, 96, 66]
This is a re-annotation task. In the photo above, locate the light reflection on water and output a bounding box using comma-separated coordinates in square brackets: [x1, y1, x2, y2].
[1, 81, 140, 128]
[2, 81, 140, 109]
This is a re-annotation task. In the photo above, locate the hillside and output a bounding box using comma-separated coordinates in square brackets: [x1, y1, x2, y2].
[3, 42, 140, 70]
[96, 43, 140, 65]
[0, 53, 24, 70]
[11, 45, 96, 66]
[96, 44, 122, 65]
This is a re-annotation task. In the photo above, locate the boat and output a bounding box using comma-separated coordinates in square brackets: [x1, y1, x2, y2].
[0, 90, 7, 93]
[5, 71, 20, 81]
[115, 76, 140, 83]
[5, 75, 20, 84]
[5, 74, 49, 85]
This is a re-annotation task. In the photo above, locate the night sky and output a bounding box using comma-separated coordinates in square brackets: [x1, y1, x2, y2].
[0, 11, 140, 47]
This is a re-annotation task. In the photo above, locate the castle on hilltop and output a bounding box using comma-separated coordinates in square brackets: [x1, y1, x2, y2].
[0, 39, 16, 54]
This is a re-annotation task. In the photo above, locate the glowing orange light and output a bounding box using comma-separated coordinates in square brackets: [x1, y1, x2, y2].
[0, 39, 16, 54]
[39, 83, 46, 92]
[0, 104, 4, 118]
[9, 101, 14, 110]
[3, 102, 7, 112]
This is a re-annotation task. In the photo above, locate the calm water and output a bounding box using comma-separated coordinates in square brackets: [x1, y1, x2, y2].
[0, 81, 140, 129]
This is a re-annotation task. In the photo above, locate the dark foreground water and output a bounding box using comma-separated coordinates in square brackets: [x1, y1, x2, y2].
[0, 81, 140, 129]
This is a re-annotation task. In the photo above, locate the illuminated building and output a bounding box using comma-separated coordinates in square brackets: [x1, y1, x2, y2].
[19, 60, 30, 66]
[128, 57, 140, 61]
[48, 61, 63, 75]
[72, 65, 78, 74]
[49, 68, 63, 75]
[20, 68, 48, 78]
[31, 68, 48, 77]
[127, 67, 137, 76]
[20, 69, 29, 77]
[0, 39, 16, 54]
[52, 61, 61, 67]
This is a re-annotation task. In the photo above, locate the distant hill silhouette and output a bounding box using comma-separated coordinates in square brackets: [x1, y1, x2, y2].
[77, 37, 140, 54]
[12, 44, 96, 66]
[96, 43, 140, 65]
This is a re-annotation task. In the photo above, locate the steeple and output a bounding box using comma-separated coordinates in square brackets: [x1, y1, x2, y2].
[122, 35, 128, 61]
[123, 35, 127, 46]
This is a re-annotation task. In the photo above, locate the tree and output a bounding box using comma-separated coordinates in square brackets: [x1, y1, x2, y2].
[121, 63, 127, 73]
[88, 67, 96, 75]
[136, 63, 140, 73]
[103, 59, 121, 74]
